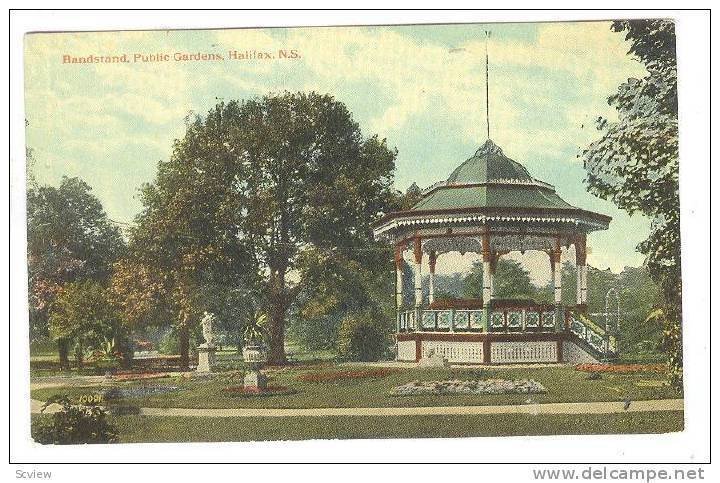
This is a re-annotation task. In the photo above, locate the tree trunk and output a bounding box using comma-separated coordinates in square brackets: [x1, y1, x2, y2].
[58, 339, 70, 370]
[267, 268, 288, 365]
[179, 324, 190, 370]
[118, 335, 133, 369]
[74, 340, 84, 368]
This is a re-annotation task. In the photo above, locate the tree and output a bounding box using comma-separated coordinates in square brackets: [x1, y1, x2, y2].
[132, 92, 397, 364]
[463, 259, 536, 300]
[290, 244, 394, 352]
[582, 20, 682, 389]
[48, 281, 128, 368]
[27, 177, 125, 366]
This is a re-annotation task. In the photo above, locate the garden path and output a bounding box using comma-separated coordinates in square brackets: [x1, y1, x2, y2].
[31, 398, 683, 417]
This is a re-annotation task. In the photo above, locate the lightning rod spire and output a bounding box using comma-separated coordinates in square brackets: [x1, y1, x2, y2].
[485, 30, 491, 141]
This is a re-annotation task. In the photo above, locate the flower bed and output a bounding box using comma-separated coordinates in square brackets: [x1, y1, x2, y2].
[391, 379, 546, 396]
[575, 363, 666, 374]
[297, 368, 396, 383]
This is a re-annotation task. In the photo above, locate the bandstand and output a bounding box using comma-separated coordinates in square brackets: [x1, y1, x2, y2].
[373, 140, 618, 365]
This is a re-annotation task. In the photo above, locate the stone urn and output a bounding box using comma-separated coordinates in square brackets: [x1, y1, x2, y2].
[242, 343, 267, 390]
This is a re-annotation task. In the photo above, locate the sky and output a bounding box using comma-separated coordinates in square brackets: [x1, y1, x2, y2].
[24, 21, 650, 281]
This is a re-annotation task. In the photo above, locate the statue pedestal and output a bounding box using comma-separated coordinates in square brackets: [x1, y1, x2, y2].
[196, 344, 217, 373]
[243, 370, 267, 390]
[242, 343, 268, 391]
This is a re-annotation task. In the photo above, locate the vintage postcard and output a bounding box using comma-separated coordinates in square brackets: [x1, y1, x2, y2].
[24, 19, 683, 445]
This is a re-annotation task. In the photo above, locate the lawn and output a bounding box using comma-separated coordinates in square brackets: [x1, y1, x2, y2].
[31, 411, 684, 443]
[31, 363, 681, 410]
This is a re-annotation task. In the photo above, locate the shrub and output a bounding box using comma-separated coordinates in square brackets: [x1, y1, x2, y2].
[33, 395, 118, 444]
[337, 311, 391, 362]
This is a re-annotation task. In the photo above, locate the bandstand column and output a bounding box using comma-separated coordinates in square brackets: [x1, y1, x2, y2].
[575, 235, 588, 309]
[394, 243, 405, 332]
[552, 240, 563, 332]
[413, 238, 423, 327]
[489, 252, 499, 299]
[482, 233, 492, 332]
[428, 251, 437, 305]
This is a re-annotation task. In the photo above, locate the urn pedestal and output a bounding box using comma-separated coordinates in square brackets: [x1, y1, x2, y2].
[196, 343, 217, 373]
[243, 344, 267, 390]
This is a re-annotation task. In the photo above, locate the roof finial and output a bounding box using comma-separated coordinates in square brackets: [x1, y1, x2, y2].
[485, 30, 491, 141]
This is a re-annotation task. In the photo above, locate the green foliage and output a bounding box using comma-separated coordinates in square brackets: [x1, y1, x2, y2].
[130, 92, 397, 364]
[158, 328, 180, 355]
[583, 20, 681, 389]
[33, 395, 118, 444]
[463, 259, 536, 300]
[48, 281, 129, 366]
[27, 176, 125, 342]
[290, 246, 394, 351]
[337, 312, 392, 362]
[244, 311, 267, 345]
[396, 182, 424, 210]
[648, 306, 683, 391]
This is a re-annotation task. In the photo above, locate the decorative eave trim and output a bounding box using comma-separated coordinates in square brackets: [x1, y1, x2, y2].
[373, 212, 610, 238]
[373, 206, 612, 228]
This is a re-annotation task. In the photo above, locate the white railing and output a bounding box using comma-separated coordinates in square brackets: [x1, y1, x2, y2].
[399, 306, 557, 333]
[568, 312, 618, 359]
[398, 309, 484, 332]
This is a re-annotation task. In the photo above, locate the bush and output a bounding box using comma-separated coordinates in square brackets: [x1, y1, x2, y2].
[337, 312, 391, 362]
[33, 395, 118, 444]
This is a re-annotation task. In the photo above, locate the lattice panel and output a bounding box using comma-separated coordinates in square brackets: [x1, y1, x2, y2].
[507, 311, 522, 330]
[469, 311, 484, 329]
[422, 311, 436, 330]
[397, 340, 417, 361]
[490, 312, 505, 329]
[453, 311, 470, 330]
[421, 340, 484, 363]
[490, 341, 557, 363]
[526, 312, 540, 328]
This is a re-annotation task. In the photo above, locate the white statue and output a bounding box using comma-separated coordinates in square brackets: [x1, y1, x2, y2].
[200, 311, 215, 347]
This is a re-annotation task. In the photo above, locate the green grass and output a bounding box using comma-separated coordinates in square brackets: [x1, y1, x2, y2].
[31, 364, 681, 410]
[31, 411, 684, 443]
[29, 344, 336, 377]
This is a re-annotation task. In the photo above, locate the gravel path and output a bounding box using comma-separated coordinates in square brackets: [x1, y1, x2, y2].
[31, 398, 683, 417]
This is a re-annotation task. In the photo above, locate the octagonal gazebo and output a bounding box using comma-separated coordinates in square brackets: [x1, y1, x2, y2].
[373, 140, 616, 365]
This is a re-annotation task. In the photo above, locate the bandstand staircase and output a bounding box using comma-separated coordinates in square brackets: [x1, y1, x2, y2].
[566, 311, 619, 363]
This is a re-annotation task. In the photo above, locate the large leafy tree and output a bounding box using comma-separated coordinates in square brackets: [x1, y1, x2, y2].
[122, 108, 260, 367]
[582, 20, 681, 388]
[133, 92, 396, 364]
[27, 176, 125, 365]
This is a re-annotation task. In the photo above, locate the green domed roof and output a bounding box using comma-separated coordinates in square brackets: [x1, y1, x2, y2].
[373, 139, 612, 238]
[411, 140, 575, 212]
[446, 139, 533, 184]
